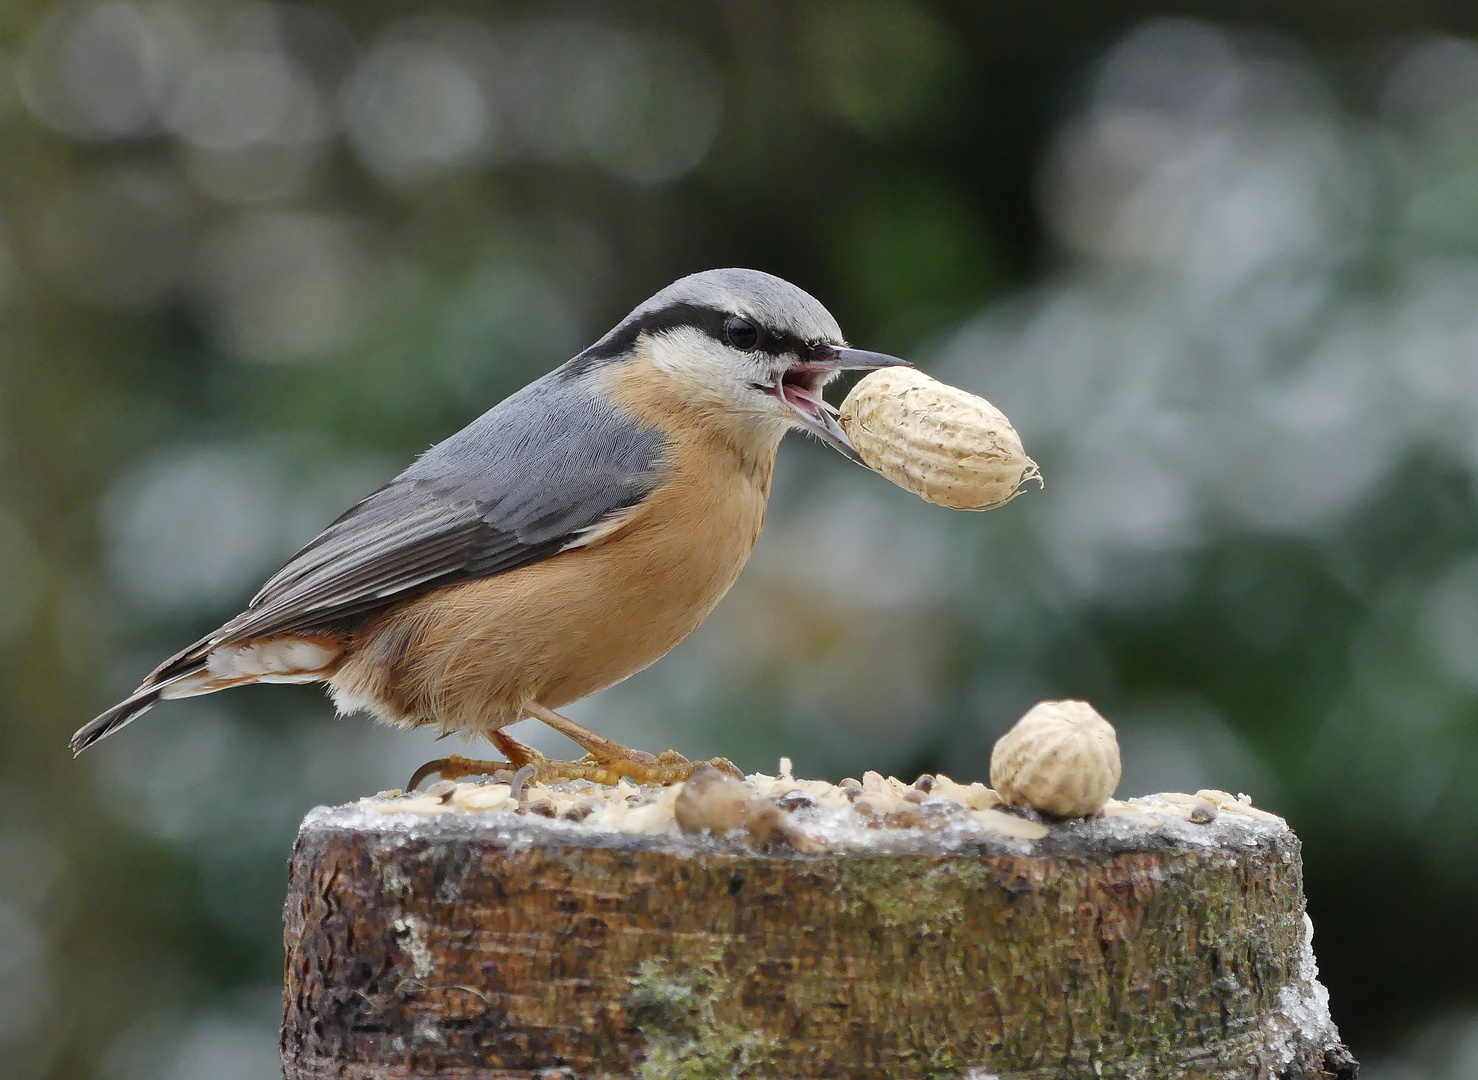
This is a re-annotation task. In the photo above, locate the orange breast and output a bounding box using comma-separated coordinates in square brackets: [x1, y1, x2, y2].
[331, 359, 780, 736]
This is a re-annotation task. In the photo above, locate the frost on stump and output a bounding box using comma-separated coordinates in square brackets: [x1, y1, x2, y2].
[280, 777, 1356, 1080]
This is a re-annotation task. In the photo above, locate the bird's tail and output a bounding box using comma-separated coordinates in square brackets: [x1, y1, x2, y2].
[70, 634, 348, 754]
[69, 664, 207, 754]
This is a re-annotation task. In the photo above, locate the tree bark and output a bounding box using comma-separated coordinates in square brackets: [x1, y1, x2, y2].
[281, 802, 1356, 1080]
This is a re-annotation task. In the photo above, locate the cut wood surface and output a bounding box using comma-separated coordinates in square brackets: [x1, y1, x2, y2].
[281, 786, 1356, 1080]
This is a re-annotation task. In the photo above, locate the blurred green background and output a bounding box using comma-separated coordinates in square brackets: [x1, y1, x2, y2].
[4, 0, 1478, 1076]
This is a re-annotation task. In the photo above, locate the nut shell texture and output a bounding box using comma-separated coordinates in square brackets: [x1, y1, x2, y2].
[838, 367, 1041, 510]
[991, 700, 1121, 818]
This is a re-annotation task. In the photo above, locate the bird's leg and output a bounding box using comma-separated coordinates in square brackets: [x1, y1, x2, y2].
[407, 711, 742, 790]
[406, 730, 542, 790]
[519, 701, 744, 786]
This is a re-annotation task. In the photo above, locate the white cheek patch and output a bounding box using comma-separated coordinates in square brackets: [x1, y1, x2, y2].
[646, 327, 767, 412]
[206, 638, 341, 683]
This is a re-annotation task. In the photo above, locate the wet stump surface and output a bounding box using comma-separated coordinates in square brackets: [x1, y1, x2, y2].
[281, 801, 1356, 1079]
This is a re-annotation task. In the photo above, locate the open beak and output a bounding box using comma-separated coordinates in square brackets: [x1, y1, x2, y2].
[770, 345, 911, 464]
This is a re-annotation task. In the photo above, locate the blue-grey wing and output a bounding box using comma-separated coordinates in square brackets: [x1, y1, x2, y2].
[217, 369, 667, 641]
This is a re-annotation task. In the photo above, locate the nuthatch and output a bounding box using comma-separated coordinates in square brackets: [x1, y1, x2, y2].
[71, 269, 909, 787]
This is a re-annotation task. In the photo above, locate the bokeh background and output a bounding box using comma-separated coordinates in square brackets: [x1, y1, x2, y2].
[5, 0, 1478, 1076]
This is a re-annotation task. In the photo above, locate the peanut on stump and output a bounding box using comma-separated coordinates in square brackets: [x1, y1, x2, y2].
[991, 699, 1122, 818]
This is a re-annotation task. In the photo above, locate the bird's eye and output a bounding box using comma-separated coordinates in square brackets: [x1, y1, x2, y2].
[725, 316, 759, 351]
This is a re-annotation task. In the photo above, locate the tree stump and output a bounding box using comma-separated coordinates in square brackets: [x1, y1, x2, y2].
[280, 781, 1356, 1080]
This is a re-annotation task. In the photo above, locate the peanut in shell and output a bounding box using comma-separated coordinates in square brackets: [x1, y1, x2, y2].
[990, 700, 1121, 818]
[838, 367, 1042, 510]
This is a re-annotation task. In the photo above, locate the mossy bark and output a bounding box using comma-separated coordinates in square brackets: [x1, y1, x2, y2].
[280, 810, 1355, 1080]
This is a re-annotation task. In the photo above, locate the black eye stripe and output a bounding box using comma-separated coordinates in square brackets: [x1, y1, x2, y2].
[563, 301, 826, 378]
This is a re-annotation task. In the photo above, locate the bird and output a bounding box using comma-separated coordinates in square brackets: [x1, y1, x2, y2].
[70, 268, 909, 788]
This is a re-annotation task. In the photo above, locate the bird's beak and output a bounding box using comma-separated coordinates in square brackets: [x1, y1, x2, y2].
[772, 346, 911, 464]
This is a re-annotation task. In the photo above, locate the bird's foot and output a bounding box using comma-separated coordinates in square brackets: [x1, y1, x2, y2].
[407, 726, 741, 790]
[511, 746, 743, 788]
[499, 724, 741, 786]
[406, 754, 511, 791]
[519, 700, 743, 786]
[406, 727, 547, 789]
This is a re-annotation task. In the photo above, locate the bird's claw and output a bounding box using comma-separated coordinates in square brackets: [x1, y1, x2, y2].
[500, 749, 742, 788]
[408, 747, 743, 791]
[406, 754, 512, 791]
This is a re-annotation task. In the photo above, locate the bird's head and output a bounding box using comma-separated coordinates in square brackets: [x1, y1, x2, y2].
[576, 268, 910, 462]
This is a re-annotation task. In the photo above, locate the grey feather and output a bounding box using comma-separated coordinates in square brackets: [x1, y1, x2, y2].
[233, 373, 667, 639]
